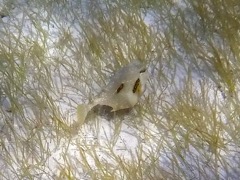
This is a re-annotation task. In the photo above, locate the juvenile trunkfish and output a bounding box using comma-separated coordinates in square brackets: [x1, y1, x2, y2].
[77, 61, 149, 125]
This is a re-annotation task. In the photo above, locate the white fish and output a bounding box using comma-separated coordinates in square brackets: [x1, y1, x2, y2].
[77, 61, 149, 125]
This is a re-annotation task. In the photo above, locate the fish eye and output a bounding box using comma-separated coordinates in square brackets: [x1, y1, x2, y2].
[116, 83, 124, 93]
[139, 68, 146, 73]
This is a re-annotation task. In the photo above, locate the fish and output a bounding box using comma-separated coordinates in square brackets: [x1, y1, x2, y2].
[76, 61, 149, 126]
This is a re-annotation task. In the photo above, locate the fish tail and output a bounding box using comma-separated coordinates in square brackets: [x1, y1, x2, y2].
[76, 102, 97, 126]
[76, 104, 90, 125]
[69, 103, 95, 134]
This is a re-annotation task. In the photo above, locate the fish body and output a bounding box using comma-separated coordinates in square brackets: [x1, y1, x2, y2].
[93, 61, 148, 111]
[77, 61, 149, 125]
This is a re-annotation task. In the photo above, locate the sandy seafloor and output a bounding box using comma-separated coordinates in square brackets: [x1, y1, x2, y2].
[0, 0, 239, 179]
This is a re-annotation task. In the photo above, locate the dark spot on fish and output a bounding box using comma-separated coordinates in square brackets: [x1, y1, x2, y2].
[140, 68, 146, 73]
[116, 83, 124, 93]
[133, 78, 140, 93]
